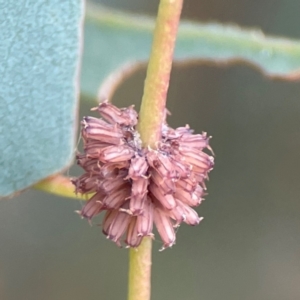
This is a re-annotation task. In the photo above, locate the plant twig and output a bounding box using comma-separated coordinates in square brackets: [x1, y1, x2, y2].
[128, 1, 183, 300]
[34, 174, 86, 200]
[137, 0, 184, 148]
[128, 237, 153, 300]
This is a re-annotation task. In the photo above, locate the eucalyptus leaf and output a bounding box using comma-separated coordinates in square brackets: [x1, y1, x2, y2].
[82, 3, 300, 98]
[0, 1, 83, 197]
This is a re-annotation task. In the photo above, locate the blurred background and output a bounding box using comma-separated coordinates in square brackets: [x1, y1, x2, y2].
[1, 0, 300, 299]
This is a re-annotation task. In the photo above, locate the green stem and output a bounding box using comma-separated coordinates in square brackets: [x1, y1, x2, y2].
[34, 174, 86, 200]
[128, 1, 183, 300]
[128, 237, 152, 300]
[137, 0, 184, 148]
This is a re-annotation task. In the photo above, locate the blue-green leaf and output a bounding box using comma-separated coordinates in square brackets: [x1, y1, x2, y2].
[0, 1, 83, 197]
[82, 3, 300, 98]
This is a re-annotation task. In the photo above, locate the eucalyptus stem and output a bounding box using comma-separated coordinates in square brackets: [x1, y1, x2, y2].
[128, 1, 183, 300]
[137, 0, 184, 148]
[128, 237, 152, 300]
[34, 174, 86, 200]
